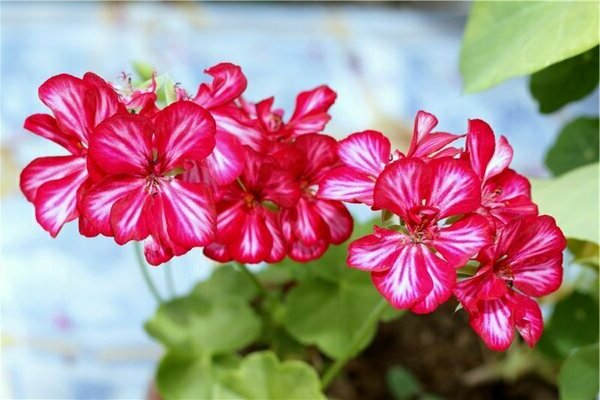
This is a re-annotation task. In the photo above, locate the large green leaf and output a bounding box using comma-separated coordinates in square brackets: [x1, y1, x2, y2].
[461, 2, 599, 92]
[559, 343, 599, 400]
[530, 47, 599, 114]
[192, 264, 258, 302]
[156, 352, 239, 400]
[531, 163, 599, 243]
[213, 351, 326, 400]
[545, 117, 599, 176]
[144, 293, 261, 356]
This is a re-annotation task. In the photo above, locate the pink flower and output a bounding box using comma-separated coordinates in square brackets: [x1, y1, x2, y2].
[454, 215, 566, 351]
[319, 111, 461, 207]
[203, 146, 300, 264]
[348, 157, 492, 313]
[20, 73, 126, 236]
[273, 134, 353, 261]
[81, 101, 217, 265]
[465, 119, 538, 226]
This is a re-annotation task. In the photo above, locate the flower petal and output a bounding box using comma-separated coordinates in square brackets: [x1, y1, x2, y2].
[373, 158, 427, 218]
[431, 214, 492, 267]
[292, 133, 339, 180]
[484, 135, 513, 181]
[469, 296, 515, 351]
[348, 227, 405, 272]
[466, 119, 495, 181]
[427, 157, 481, 218]
[318, 166, 376, 205]
[193, 63, 247, 109]
[34, 168, 88, 237]
[212, 105, 265, 151]
[38, 74, 91, 144]
[410, 251, 455, 314]
[110, 183, 151, 245]
[289, 197, 330, 246]
[371, 244, 434, 309]
[82, 72, 126, 126]
[264, 211, 287, 263]
[287, 85, 336, 135]
[203, 131, 245, 185]
[144, 234, 175, 266]
[288, 239, 329, 262]
[20, 155, 86, 202]
[80, 175, 147, 237]
[510, 292, 543, 348]
[337, 130, 390, 176]
[24, 114, 81, 154]
[203, 242, 232, 263]
[159, 179, 216, 248]
[313, 199, 353, 245]
[89, 114, 153, 176]
[229, 209, 271, 264]
[215, 199, 246, 243]
[154, 101, 216, 171]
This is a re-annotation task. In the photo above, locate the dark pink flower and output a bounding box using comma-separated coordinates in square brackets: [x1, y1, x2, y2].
[348, 157, 492, 313]
[273, 134, 353, 261]
[203, 147, 300, 264]
[81, 101, 217, 265]
[20, 73, 126, 236]
[400, 110, 462, 159]
[454, 215, 566, 351]
[465, 119, 538, 226]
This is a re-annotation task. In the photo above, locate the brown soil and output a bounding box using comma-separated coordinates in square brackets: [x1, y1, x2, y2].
[328, 301, 558, 400]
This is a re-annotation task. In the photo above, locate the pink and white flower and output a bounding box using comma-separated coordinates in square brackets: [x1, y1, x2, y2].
[454, 215, 566, 351]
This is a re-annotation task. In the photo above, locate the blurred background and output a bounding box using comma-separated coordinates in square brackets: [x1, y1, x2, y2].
[1, 2, 597, 399]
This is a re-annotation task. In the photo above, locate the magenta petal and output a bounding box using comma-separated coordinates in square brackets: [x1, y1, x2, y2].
[229, 209, 270, 264]
[427, 157, 481, 219]
[203, 242, 233, 263]
[160, 179, 216, 248]
[82, 72, 126, 126]
[484, 135, 513, 181]
[347, 227, 405, 272]
[510, 292, 543, 348]
[290, 197, 329, 246]
[410, 250, 455, 314]
[80, 176, 147, 237]
[203, 131, 245, 185]
[212, 106, 265, 151]
[20, 155, 86, 203]
[89, 114, 153, 176]
[313, 199, 353, 245]
[287, 85, 336, 135]
[371, 244, 434, 310]
[215, 200, 246, 243]
[38, 74, 92, 144]
[413, 110, 438, 143]
[318, 166, 375, 205]
[34, 168, 88, 237]
[432, 214, 492, 268]
[337, 130, 390, 176]
[264, 211, 287, 263]
[374, 158, 427, 218]
[143, 235, 175, 266]
[193, 63, 247, 109]
[110, 184, 151, 245]
[154, 101, 216, 172]
[24, 114, 81, 154]
[469, 296, 515, 351]
[466, 119, 495, 181]
[293, 133, 339, 180]
[288, 239, 329, 262]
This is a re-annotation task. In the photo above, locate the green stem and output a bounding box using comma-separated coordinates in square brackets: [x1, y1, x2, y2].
[234, 262, 269, 299]
[134, 242, 164, 304]
[164, 262, 176, 298]
[321, 297, 389, 390]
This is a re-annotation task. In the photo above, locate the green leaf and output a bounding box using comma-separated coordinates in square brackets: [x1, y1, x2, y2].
[132, 61, 155, 81]
[559, 343, 599, 400]
[568, 239, 600, 269]
[156, 351, 238, 400]
[213, 351, 326, 400]
[193, 264, 258, 302]
[144, 293, 261, 356]
[531, 163, 599, 243]
[545, 117, 599, 176]
[386, 366, 423, 400]
[540, 291, 599, 359]
[530, 47, 599, 114]
[460, 2, 599, 92]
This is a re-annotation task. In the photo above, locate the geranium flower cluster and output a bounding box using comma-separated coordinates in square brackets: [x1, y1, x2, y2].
[21, 63, 566, 352]
[319, 112, 566, 351]
[21, 63, 352, 266]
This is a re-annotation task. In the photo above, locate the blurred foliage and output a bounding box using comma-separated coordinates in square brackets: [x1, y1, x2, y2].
[531, 163, 599, 244]
[386, 366, 443, 400]
[213, 351, 325, 400]
[530, 47, 599, 114]
[545, 117, 599, 176]
[568, 239, 600, 270]
[558, 343, 599, 400]
[460, 1, 599, 92]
